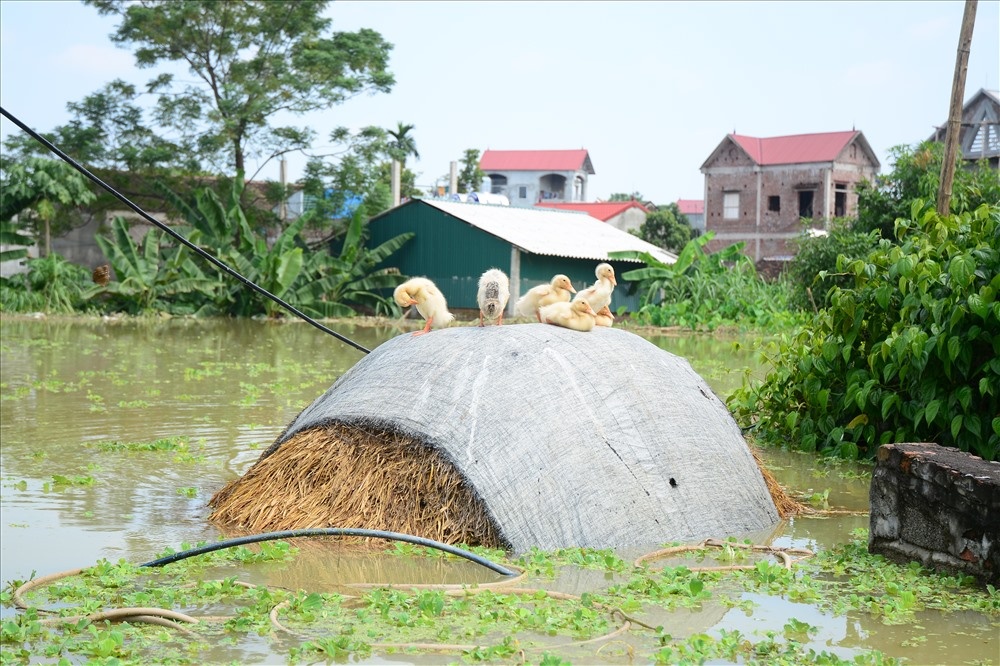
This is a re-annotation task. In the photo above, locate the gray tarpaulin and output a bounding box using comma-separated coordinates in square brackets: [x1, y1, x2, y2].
[265, 324, 780, 551]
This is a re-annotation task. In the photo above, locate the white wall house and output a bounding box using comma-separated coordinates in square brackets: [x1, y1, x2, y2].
[480, 149, 595, 208]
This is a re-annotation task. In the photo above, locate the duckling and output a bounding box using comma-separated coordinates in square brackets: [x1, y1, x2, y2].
[477, 268, 510, 327]
[539, 298, 597, 332]
[573, 263, 617, 314]
[393, 277, 455, 336]
[513, 274, 577, 322]
[594, 305, 615, 327]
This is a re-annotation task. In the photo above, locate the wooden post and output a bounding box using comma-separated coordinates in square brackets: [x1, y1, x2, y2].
[937, 0, 978, 216]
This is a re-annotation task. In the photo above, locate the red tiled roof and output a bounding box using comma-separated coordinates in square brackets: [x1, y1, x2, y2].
[730, 131, 859, 165]
[676, 199, 704, 215]
[535, 201, 647, 222]
[480, 149, 595, 173]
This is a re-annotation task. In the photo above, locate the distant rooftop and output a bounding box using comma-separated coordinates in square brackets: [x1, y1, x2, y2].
[676, 199, 704, 215]
[480, 149, 595, 174]
[729, 131, 862, 166]
[535, 200, 647, 221]
[409, 199, 675, 264]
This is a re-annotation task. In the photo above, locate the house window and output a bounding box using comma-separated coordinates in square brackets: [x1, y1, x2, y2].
[490, 174, 507, 195]
[798, 190, 814, 218]
[768, 195, 780, 212]
[723, 192, 739, 219]
[834, 184, 847, 217]
[518, 186, 527, 199]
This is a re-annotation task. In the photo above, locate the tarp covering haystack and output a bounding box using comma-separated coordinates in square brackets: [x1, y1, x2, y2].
[210, 325, 783, 551]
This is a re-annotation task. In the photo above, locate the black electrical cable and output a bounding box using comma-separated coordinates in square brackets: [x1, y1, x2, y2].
[0, 106, 371, 355]
[139, 528, 517, 576]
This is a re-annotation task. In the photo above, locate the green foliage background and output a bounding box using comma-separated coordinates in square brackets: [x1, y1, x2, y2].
[730, 201, 1000, 461]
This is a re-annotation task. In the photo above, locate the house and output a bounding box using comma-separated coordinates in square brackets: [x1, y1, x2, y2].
[366, 199, 676, 315]
[700, 131, 880, 261]
[534, 200, 648, 234]
[480, 149, 595, 207]
[676, 199, 705, 234]
[928, 88, 1000, 169]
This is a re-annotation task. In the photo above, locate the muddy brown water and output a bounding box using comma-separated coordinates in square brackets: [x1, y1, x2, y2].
[1, 316, 996, 664]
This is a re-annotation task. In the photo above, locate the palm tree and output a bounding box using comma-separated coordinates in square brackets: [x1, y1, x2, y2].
[386, 122, 419, 168]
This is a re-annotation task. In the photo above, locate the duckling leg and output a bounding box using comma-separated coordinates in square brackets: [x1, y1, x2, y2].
[478, 311, 485, 327]
[412, 316, 434, 336]
[498, 311, 504, 326]
[535, 310, 542, 323]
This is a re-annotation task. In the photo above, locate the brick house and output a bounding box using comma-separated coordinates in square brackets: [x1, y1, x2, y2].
[480, 149, 595, 207]
[534, 200, 648, 233]
[700, 131, 880, 260]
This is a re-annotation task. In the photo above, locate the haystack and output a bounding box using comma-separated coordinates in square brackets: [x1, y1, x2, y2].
[210, 324, 783, 551]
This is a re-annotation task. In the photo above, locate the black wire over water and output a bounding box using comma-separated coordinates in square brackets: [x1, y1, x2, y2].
[140, 528, 517, 577]
[0, 106, 371, 355]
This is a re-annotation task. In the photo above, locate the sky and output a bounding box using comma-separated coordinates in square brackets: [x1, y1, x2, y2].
[1, 0, 998, 205]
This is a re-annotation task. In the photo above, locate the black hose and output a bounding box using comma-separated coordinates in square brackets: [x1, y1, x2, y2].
[139, 528, 517, 576]
[0, 106, 371, 355]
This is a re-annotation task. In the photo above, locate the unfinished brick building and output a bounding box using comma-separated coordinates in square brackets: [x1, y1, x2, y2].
[700, 131, 880, 261]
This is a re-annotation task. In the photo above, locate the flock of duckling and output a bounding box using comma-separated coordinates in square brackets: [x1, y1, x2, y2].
[392, 263, 617, 336]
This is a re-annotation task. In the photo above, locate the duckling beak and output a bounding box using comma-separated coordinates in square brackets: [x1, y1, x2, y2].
[610, 275, 618, 286]
[568, 284, 577, 293]
[403, 296, 418, 306]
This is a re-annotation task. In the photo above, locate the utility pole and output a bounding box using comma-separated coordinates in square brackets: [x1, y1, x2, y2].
[937, 0, 977, 216]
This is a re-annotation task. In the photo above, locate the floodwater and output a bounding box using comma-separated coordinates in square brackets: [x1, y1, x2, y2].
[1, 316, 996, 664]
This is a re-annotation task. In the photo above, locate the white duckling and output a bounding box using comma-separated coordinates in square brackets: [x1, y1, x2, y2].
[514, 274, 577, 322]
[393, 277, 455, 336]
[477, 268, 510, 327]
[573, 263, 617, 314]
[539, 298, 597, 332]
[594, 305, 615, 327]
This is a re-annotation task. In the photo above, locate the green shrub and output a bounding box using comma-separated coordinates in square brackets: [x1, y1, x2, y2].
[729, 201, 1000, 461]
[0, 253, 90, 313]
[612, 234, 808, 332]
[786, 222, 878, 311]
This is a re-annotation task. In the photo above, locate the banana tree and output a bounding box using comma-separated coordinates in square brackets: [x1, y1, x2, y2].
[85, 217, 218, 314]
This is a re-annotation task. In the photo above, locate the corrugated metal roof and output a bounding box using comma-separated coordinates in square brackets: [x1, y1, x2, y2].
[480, 149, 596, 174]
[676, 199, 704, 215]
[730, 131, 859, 165]
[534, 201, 648, 221]
[420, 199, 676, 264]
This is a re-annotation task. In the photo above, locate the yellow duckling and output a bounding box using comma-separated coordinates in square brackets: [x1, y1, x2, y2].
[594, 305, 615, 327]
[573, 263, 617, 314]
[477, 268, 510, 327]
[539, 298, 597, 332]
[514, 274, 577, 322]
[393, 277, 455, 336]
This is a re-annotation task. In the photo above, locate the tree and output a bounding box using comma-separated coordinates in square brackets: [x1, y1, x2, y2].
[0, 157, 97, 256]
[854, 141, 999, 240]
[85, 0, 395, 178]
[608, 192, 644, 202]
[631, 203, 692, 253]
[457, 149, 484, 194]
[386, 122, 420, 167]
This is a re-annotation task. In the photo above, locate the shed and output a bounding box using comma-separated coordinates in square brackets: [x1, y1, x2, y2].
[367, 199, 677, 315]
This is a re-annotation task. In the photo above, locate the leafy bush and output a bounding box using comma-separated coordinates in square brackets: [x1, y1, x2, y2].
[612, 234, 807, 331]
[729, 201, 1000, 461]
[786, 222, 878, 311]
[1, 253, 91, 313]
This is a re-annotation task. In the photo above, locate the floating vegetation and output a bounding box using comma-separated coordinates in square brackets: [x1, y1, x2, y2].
[89, 436, 190, 453]
[7, 534, 978, 665]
